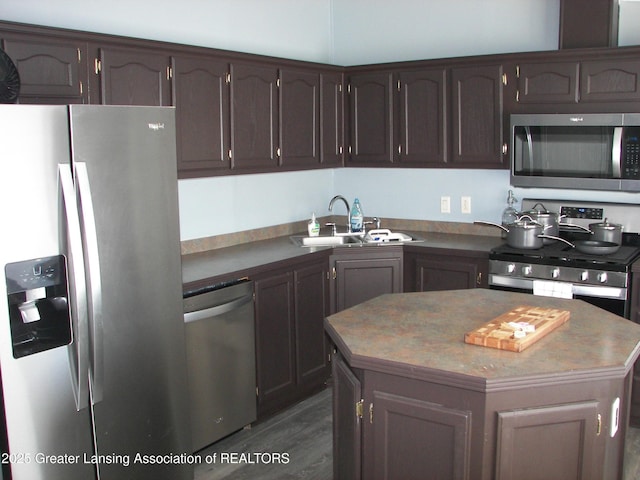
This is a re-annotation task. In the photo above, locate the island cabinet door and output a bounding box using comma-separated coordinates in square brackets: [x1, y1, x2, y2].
[495, 401, 601, 480]
[333, 354, 362, 480]
[362, 388, 472, 480]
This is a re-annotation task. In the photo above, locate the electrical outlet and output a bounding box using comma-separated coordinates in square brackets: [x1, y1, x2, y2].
[440, 196, 451, 214]
[461, 196, 472, 214]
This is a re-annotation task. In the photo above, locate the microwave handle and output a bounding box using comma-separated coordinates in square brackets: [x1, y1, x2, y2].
[612, 126, 623, 178]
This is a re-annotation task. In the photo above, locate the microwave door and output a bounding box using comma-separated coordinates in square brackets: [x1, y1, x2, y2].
[612, 126, 623, 178]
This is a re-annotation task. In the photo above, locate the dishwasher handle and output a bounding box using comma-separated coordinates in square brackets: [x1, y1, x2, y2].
[184, 294, 253, 324]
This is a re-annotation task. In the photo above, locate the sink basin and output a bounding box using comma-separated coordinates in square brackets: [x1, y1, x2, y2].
[290, 230, 424, 247]
[290, 235, 363, 247]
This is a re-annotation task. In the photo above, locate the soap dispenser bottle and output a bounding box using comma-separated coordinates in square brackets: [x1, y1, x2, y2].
[350, 198, 364, 233]
[308, 213, 320, 237]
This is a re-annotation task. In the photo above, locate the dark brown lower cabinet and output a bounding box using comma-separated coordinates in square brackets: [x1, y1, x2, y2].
[630, 262, 640, 426]
[403, 248, 488, 292]
[254, 257, 330, 418]
[332, 352, 627, 480]
[329, 248, 402, 313]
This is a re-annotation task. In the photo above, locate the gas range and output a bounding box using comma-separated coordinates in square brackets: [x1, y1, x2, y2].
[488, 199, 640, 318]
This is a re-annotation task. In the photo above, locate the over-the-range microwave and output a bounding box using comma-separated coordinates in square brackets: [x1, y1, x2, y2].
[510, 113, 640, 191]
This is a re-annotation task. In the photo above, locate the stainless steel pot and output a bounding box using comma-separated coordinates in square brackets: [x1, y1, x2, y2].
[522, 202, 562, 244]
[475, 217, 570, 250]
[589, 218, 623, 245]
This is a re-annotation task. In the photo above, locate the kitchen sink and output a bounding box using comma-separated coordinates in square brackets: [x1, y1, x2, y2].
[290, 230, 424, 247]
[290, 234, 363, 247]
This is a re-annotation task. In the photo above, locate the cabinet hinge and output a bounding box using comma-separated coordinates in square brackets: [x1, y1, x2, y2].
[502, 73, 508, 86]
[166, 66, 173, 80]
[369, 403, 374, 423]
[77, 48, 81, 63]
[226, 72, 231, 84]
[355, 399, 364, 420]
[94, 58, 102, 75]
[597, 413, 602, 436]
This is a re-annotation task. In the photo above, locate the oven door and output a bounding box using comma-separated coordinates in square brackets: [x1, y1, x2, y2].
[489, 274, 629, 319]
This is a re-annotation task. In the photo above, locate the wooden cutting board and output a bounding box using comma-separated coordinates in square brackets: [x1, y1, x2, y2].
[464, 305, 570, 352]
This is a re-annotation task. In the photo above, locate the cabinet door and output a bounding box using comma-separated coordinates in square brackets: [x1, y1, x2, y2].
[398, 68, 447, 165]
[348, 72, 395, 165]
[173, 55, 230, 176]
[330, 252, 402, 313]
[254, 271, 296, 417]
[450, 64, 506, 167]
[496, 401, 600, 480]
[279, 69, 320, 167]
[294, 261, 330, 388]
[413, 255, 487, 292]
[230, 63, 279, 170]
[1, 33, 87, 104]
[92, 45, 171, 106]
[333, 354, 362, 480]
[630, 269, 640, 426]
[580, 59, 640, 103]
[365, 390, 471, 480]
[515, 62, 579, 104]
[321, 72, 344, 166]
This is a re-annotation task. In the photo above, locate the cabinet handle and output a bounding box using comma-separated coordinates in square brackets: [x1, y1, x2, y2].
[94, 58, 102, 75]
[597, 413, 602, 436]
[166, 66, 173, 80]
[502, 73, 508, 86]
[369, 403, 374, 424]
[476, 272, 482, 286]
[502, 143, 508, 155]
[332, 267, 336, 280]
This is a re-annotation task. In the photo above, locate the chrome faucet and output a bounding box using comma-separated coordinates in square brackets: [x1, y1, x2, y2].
[328, 195, 351, 233]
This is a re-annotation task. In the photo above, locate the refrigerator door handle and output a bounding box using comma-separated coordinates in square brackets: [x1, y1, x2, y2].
[74, 162, 104, 405]
[58, 164, 91, 411]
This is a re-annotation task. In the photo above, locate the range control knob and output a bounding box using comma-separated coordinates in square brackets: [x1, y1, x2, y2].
[522, 265, 532, 276]
[580, 271, 589, 282]
[597, 272, 608, 284]
[507, 263, 516, 274]
[551, 268, 560, 279]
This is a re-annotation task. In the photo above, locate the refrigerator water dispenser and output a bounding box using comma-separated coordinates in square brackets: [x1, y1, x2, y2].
[5, 255, 72, 358]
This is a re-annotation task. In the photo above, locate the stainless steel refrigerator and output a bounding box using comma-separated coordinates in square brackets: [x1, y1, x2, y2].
[0, 105, 192, 479]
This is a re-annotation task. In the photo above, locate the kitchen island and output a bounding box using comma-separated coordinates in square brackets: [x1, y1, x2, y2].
[325, 289, 640, 480]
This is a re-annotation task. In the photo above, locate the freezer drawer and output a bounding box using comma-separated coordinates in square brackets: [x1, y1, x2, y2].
[183, 280, 256, 451]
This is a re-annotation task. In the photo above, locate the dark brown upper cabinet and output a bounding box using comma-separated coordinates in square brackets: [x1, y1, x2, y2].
[320, 72, 344, 166]
[580, 58, 640, 103]
[1, 32, 87, 104]
[90, 44, 172, 106]
[450, 64, 506, 167]
[230, 62, 279, 171]
[515, 61, 580, 104]
[279, 68, 320, 168]
[397, 68, 447, 165]
[347, 72, 395, 165]
[173, 55, 231, 177]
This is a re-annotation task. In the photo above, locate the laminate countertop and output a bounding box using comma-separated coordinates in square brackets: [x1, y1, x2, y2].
[181, 231, 503, 292]
[325, 288, 640, 392]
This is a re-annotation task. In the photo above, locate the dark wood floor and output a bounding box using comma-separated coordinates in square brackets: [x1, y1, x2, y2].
[194, 388, 333, 480]
[194, 387, 640, 480]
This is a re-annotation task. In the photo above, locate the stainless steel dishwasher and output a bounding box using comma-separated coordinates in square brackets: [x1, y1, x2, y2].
[183, 278, 256, 452]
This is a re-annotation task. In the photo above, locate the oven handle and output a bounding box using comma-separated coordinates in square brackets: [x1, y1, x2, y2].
[489, 274, 627, 300]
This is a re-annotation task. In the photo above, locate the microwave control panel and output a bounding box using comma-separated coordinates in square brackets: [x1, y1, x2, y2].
[623, 127, 640, 179]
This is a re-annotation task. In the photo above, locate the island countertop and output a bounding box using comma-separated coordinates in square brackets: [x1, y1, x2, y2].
[325, 289, 640, 392]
